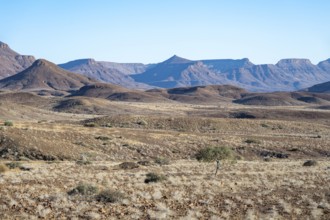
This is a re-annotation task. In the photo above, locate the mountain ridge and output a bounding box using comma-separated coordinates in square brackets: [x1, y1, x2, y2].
[131, 55, 330, 92]
[59, 58, 153, 90]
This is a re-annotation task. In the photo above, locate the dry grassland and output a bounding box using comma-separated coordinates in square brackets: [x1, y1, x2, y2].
[0, 160, 329, 219]
[0, 101, 329, 219]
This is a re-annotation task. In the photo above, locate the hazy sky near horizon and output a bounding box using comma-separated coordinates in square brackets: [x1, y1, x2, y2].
[1, 0, 329, 64]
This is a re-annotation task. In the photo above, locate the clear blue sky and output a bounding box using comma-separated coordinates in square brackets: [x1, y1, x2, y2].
[1, 0, 329, 64]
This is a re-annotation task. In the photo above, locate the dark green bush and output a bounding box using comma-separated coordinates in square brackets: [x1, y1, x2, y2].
[144, 172, 167, 183]
[303, 160, 317, 167]
[4, 121, 13, 126]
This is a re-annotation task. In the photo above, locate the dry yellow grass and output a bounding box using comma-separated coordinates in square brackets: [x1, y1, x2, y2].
[0, 99, 330, 219]
[0, 160, 329, 219]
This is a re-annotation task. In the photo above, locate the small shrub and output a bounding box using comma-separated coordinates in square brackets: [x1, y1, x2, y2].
[76, 160, 92, 165]
[96, 190, 125, 203]
[84, 122, 97, 127]
[261, 123, 269, 128]
[104, 123, 112, 128]
[119, 162, 139, 169]
[95, 136, 111, 141]
[68, 183, 99, 196]
[144, 172, 167, 183]
[19, 156, 30, 161]
[260, 150, 289, 159]
[138, 160, 152, 166]
[303, 160, 317, 167]
[5, 162, 22, 169]
[195, 146, 235, 162]
[245, 139, 261, 144]
[4, 121, 13, 126]
[264, 157, 272, 162]
[19, 166, 32, 171]
[0, 164, 9, 173]
[137, 119, 148, 126]
[154, 157, 170, 166]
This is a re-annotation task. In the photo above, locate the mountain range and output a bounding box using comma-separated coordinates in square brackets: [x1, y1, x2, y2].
[0, 50, 329, 106]
[131, 55, 330, 92]
[61, 55, 330, 92]
[0, 41, 329, 94]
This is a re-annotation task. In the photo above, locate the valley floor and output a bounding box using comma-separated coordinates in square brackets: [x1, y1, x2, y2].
[0, 100, 330, 219]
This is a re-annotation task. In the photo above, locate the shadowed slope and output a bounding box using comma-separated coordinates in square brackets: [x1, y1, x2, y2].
[148, 84, 247, 103]
[304, 81, 330, 93]
[71, 83, 168, 102]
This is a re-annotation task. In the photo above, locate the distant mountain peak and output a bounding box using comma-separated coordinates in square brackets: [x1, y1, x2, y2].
[162, 55, 192, 64]
[0, 41, 9, 49]
[80, 58, 96, 65]
[33, 59, 51, 67]
[62, 58, 97, 67]
[241, 58, 250, 63]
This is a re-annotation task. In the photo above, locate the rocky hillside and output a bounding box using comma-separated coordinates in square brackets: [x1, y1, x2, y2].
[0, 59, 96, 91]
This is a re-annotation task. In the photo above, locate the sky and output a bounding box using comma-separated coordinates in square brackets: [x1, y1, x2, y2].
[1, 0, 329, 64]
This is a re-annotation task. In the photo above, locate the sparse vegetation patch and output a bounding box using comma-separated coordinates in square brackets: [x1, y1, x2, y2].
[154, 157, 170, 165]
[84, 122, 97, 127]
[68, 183, 99, 196]
[245, 139, 261, 144]
[5, 161, 22, 169]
